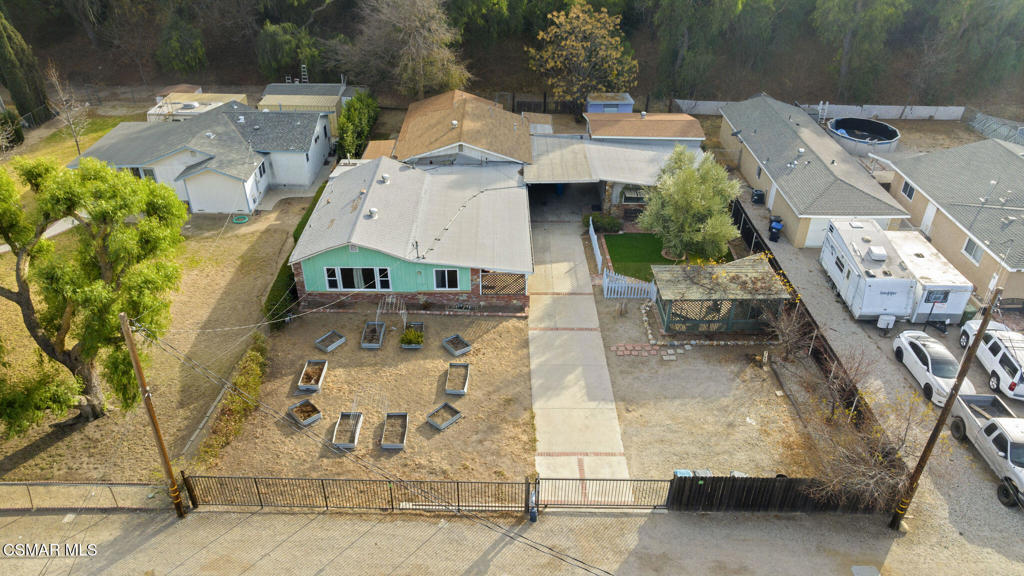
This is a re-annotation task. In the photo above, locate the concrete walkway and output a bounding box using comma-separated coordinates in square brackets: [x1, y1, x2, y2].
[0, 217, 78, 255]
[529, 221, 630, 480]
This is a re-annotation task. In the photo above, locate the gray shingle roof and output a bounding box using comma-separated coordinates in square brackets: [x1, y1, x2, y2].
[290, 158, 533, 274]
[721, 95, 907, 218]
[71, 102, 321, 181]
[887, 139, 1024, 268]
[262, 83, 344, 97]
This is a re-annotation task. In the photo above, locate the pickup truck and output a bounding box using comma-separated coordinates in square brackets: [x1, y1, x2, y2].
[950, 394, 1024, 508]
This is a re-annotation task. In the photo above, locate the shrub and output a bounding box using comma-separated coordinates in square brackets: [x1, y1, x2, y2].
[399, 327, 424, 346]
[263, 262, 297, 329]
[0, 110, 24, 146]
[583, 212, 623, 233]
[197, 334, 268, 465]
[156, 15, 207, 74]
[336, 91, 379, 159]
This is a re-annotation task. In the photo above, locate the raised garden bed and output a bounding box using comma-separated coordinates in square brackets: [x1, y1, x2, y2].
[297, 359, 327, 393]
[332, 412, 363, 449]
[361, 321, 385, 350]
[445, 362, 470, 396]
[442, 334, 472, 357]
[314, 330, 346, 353]
[427, 402, 463, 431]
[288, 399, 322, 426]
[380, 412, 409, 449]
[400, 322, 425, 350]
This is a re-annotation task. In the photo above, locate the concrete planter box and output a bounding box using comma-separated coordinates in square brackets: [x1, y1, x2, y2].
[288, 399, 322, 427]
[361, 321, 385, 349]
[314, 330, 346, 352]
[445, 362, 470, 396]
[380, 412, 409, 450]
[427, 402, 463, 431]
[400, 322, 425, 350]
[332, 412, 363, 450]
[297, 359, 327, 393]
[442, 334, 472, 357]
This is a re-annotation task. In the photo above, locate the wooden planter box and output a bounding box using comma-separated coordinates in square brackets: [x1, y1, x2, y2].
[444, 362, 470, 396]
[297, 359, 327, 393]
[442, 334, 472, 357]
[332, 412, 363, 449]
[288, 399, 322, 427]
[400, 322, 425, 350]
[361, 321, 386, 350]
[314, 330, 346, 353]
[427, 402, 463, 431]
[380, 412, 409, 450]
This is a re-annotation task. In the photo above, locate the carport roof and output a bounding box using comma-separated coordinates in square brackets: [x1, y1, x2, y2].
[524, 136, 696, 186]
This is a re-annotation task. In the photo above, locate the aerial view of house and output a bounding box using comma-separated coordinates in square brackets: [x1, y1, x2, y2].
[146, 91, 250, 122]
[258, 80, 361, 137]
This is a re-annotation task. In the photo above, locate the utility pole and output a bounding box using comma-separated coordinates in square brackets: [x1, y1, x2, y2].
[118, 313, 187, 518]
[889, 287, 1002, 530]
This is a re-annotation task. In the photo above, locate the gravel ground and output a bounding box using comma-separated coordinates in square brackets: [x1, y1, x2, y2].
[208, 307, 535, 481]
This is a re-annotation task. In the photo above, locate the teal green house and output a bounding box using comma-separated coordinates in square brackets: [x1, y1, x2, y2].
[289, 158, 533, 311]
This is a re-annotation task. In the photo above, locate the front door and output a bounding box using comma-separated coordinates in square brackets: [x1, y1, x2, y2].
[921, 203, 937, 237]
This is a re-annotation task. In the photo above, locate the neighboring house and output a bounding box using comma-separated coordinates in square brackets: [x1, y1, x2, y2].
[584, 112, 704, 150]
[872, 139, 1024, 300]
[146, 92, 250, 122]
[586, 93, 634, 114]
[258, 82, 361, 138]
[71, 101, 331, 214]
[154, 84, 201, 103]
[720, 95, 908, 248]
[392, 90, 532, 165]
[289, 157, 532, 312]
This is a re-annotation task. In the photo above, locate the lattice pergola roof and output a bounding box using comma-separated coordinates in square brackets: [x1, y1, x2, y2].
[652, 256, 790, 301]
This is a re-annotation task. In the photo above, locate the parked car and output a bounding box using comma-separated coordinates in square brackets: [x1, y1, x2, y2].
[959, 320, 1024, 400]
[892, 331, 976, 406]
[950, 394, 1024, 507]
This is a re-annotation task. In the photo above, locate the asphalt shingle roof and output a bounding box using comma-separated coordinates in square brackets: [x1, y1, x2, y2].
[887, 139, 1024, 268]
[721, 95, 907, 218]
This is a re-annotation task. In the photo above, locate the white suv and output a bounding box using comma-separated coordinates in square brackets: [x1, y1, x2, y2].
[960, 320, 1024, 400]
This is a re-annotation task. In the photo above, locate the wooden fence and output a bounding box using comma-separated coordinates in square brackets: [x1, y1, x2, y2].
[603, 268, 656, 300]
[588, 217, 603, 273]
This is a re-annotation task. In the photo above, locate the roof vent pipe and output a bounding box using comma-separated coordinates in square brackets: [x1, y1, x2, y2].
[797, 148, 805, 155]
[641, 111, 647, 119]
[368, 207, 378, 219]
[451, 120, 458, 129]
[381, 173, 390, 184]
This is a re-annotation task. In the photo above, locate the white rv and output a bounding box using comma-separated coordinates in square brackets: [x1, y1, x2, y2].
[885, 231, 974, 324]
[819, 220, 916, 320]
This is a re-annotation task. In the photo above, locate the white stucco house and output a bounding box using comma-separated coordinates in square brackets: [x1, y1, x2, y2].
[70, 101, 331, 213]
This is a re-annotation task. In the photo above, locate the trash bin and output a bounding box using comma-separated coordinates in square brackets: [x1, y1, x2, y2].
[751, 189, 765, 204]
[768, 216, 784, 242]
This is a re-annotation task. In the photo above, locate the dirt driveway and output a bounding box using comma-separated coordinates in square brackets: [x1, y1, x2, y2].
[0, 199, 306, 481]
[208, 307, 535, 481]
[594, 296, 819, 479]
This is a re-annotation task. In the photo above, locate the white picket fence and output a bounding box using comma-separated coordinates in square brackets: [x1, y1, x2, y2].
[603, 268, 656, 300]
[588, 217, 603, 272]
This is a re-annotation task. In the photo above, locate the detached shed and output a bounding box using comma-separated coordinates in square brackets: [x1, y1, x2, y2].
[652, 256, 790, 334]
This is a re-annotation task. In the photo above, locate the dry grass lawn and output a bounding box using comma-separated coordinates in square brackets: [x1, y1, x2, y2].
[885, 120, 984, 153]
[0, 200, 307, 481]
[206, 308, 535, 481]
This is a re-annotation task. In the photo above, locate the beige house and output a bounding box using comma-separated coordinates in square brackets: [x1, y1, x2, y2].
[873, 139, 1024, 300]
[719, 95, 908, 247]
[146, 92, 249, 122]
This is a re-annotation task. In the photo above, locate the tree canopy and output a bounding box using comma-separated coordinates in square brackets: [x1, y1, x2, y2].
[0, 11, 51, 125]
[637, 147, 740, 260]
[156, 12, 207, 74]
[527, 3, 637, 115]
[256, 20, 323, 81]
[0, 157, 187, 430]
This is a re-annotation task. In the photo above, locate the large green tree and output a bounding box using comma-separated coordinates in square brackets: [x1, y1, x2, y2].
[527, 3, 637, 116]
[0, 157, 187, 426]
[256, 20, 322, 81]
[812, 0, 909, 100]
[156, 12, 207, 74]
[0, 11, 51, 125]
[654, 0, 740, 97]
[637, 147, 740, 260]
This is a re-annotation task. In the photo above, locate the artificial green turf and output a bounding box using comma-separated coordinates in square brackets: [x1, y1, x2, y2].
[603, 233, 674, 281]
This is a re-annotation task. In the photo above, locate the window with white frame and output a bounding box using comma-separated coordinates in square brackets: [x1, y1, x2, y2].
[434, 269, 460, 290]
[129, 167, 156, 181]
[963, 238, 984, 264]
[901, 181, 915, 200]
[323, 267, 391, 291]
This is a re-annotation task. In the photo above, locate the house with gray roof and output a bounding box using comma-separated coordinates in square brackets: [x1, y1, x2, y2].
[289, 157, 532, 312]
[719, 94, 908, 247]
[71, 101, 331, 213]
[872, 139, 1024, 300]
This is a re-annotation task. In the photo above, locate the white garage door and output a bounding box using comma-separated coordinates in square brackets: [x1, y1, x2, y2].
[803, 218, 831, 247]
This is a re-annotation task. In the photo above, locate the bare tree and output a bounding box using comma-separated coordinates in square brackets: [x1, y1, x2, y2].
[45, 62, 89, 156]
[100, 0, 162, 87]
[0, 121, 16, 160]
[764, 303, 815, 360]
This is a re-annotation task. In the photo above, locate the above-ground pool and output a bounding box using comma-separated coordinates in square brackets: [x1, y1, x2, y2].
[826, 117, 900, 156]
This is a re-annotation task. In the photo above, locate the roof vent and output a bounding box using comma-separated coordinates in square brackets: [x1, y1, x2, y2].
[866, 245, 888, 262]
[253, 125, 260, 130]
[641, 111, 647, 119]
[204, 132, 215, 139]
[797, 147, 805, 155]
[451, 120, 458, 129]
[381, 173, 390, 184]
[914, 252, 926, 259]
[237, 115, 245, 123]
[849, 222, 864, 229]
[368, 207, 378, 219]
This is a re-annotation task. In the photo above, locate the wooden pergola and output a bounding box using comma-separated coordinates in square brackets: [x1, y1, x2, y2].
[652, 255, 791, 334]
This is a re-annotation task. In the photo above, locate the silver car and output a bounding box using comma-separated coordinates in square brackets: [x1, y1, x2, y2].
[893, 330, 977, 406]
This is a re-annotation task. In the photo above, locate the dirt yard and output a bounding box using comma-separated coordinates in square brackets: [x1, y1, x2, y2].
[886, 119, 984, 153]
[207, 307, 535, 481]
[0, 199, 307, 481]
[594, 296, 819, 479]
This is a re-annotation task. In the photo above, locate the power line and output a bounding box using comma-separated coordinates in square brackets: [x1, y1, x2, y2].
[136, 323, 614, 576]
